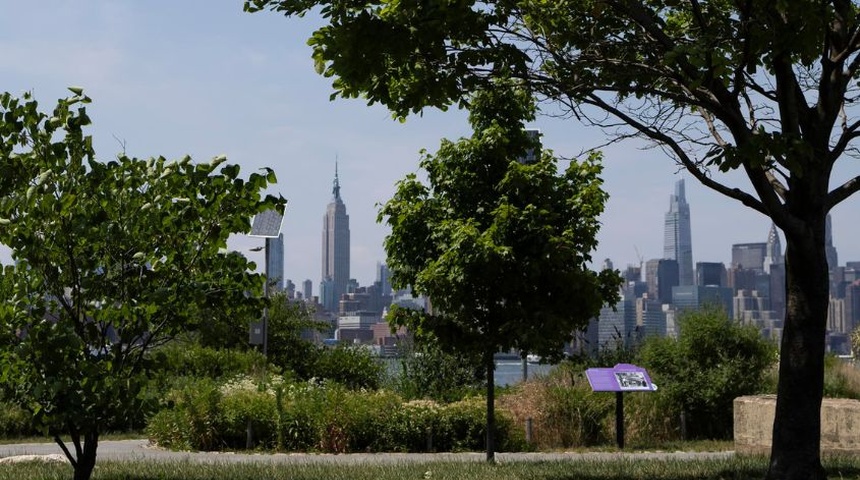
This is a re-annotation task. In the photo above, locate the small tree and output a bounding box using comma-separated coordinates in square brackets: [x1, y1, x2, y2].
[379, 82, 621, 462]
[0, 89, 284, 480]
[257, 292, 330, 377]
[638, 307, 778, 439]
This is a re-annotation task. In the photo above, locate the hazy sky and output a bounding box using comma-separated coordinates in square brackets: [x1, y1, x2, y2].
[1, 2, 858, 288]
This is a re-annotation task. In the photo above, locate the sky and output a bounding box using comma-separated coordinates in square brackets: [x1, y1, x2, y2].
[1, 2, 858, 289]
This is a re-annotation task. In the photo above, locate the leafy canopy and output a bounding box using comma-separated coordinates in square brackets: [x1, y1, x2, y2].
[379, 82, 620, 362]
[0, 89, 284, 475]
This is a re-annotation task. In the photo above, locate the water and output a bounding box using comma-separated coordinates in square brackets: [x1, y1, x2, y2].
[383, 358, 555, 387]
[494, 360, 554, 386]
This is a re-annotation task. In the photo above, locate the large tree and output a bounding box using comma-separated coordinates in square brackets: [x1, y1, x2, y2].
[378, 82, 621, 462]
[0, 89, 284, 480]
[246, 1, 860, 477]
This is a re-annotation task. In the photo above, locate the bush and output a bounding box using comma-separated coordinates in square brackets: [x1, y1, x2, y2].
[147, 376, 526, 453]
[311, 345, 383, 391]
[391, 338, 486, 402]
[146, 377, 223, 451]
[0, 400, 37, 438]
[636, 307, 777, 439]
[150, 342, 267, 381]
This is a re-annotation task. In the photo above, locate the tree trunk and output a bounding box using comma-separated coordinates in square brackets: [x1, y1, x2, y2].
[766, 222, 828, 480]
[485, 354, 495, 463]
[57, 431, 99, 480]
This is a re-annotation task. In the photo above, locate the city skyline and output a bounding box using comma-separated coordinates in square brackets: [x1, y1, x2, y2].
[0, 2, 858, 288]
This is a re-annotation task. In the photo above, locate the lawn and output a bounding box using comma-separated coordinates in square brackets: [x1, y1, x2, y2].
[2, 455, 860, 480]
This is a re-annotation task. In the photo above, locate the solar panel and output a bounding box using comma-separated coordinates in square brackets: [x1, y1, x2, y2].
[249, 209, 284, 238]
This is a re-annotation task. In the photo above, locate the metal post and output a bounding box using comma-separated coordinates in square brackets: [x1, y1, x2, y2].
[263, 238, 270, 358]
[522, 355, 528, 382]
[615, 391, 624, 449]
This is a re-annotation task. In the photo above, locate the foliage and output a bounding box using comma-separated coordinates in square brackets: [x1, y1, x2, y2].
[265, 293, 330, 378]
[392, 336, 486, 403]
[636, 308, 777, 439]
[151, 342, 268, 381]
[380, 83, 620, 364]
[0, 89, 284, 480]
[147, 376, 525, 454]
[309, 344, 384, 391]
[246, 0, 860, 476]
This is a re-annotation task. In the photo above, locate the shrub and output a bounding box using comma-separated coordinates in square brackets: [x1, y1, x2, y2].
[636, 307, 777, 440]
[150, 342, 267, 381]
[146, 377, 223, 451]
[0, 400, 36, 438]
[311, 345, 383, 391]
[392, 338, 486, 402]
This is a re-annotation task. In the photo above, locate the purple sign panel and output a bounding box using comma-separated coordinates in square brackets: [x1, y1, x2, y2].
[585, 363, 656, 392]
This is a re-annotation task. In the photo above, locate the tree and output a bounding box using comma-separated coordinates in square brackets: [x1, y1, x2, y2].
[245, 1, 860, 477]
[637, 307, 777, 439]
[0, 89, 284, 480]
[378, 82, 621, 462]
[265, 292, 330, 377]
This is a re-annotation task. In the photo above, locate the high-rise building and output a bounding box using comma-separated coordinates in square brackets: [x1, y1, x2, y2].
[302, 279, 313, 301]
[663, 179, 694, 285]
[645, 258, 679, 304]
[321, 164, 350, 312]
[671, 285, 734, 318]
[763, 223, 783, 274]
[696, 262, 727, 287]
[376, 262, 392, 297]
[732, 242, 767, 272]
[266, 233, 285, 292]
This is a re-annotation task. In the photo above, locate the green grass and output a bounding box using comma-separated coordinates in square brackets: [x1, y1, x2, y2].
[2, 456, 860, 480]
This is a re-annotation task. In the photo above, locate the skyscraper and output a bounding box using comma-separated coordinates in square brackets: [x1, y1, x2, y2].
[763, 223, 783, 274]
[266, 233, 285, 292]
[732, 242, 767, 272]
[321, 164, 350, 312]
[663, 179, 694, 286]
[826, 214, 838, 271]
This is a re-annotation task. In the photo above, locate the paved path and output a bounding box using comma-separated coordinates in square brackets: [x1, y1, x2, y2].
[0, 440, 735, 465]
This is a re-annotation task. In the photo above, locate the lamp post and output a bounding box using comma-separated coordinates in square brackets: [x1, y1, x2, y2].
[249, 208, 285, 357]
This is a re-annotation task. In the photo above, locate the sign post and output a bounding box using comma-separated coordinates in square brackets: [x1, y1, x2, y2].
[585, 363, 656, 449]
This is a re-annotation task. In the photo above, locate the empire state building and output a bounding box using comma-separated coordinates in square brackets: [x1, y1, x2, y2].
[321, 165, 350, 312]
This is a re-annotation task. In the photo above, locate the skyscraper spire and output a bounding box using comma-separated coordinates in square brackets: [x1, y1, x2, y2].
[332, 159, 341, 200]
[764, 223, 783, 274]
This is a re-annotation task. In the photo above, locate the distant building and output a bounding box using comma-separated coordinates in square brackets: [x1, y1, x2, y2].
[696, 262, 727, 287]
[597, 294, 638, 348]
[645, 258, 679, 304]
[321, 163, 350, 311]
[636, 295, 666, 338]
[266, 233, 285, 292]
[663, 179, 694, 286]
[763, 223, 784, 274]
[732, 242, 767, 272]
[672, 285, 734, 318]
[302, 279, 313, 301]
[376, 262, 391, 297]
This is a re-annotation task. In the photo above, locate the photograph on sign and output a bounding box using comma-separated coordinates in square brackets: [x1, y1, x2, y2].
[614, 371, 650, 390]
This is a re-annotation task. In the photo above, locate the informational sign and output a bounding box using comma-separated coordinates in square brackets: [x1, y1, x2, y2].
[585, 363, 656, 392]
[584, 363, 656, 449]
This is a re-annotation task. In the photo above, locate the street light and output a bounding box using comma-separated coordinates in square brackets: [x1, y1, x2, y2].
[249, 208, 285, 357]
